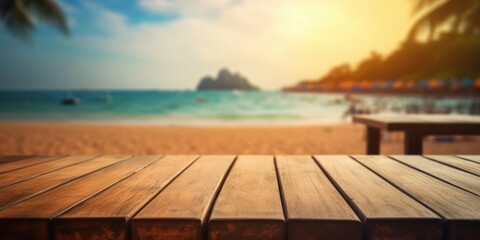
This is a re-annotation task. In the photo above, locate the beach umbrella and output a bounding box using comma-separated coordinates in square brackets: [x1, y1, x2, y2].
[418, 79, 428, 88]
[475, 78, 480, 88]
[372, 81, 385, 90]
[339, 81, 354, 91]
[450, 79, 462, 91]
[360, 80, 372, 89]
[406, 81, 416, 89]
[462, 78, 474, 88]
[393, 81, 405, 90]
[386, 80, 395, 89]
[428, 79, 444, 89]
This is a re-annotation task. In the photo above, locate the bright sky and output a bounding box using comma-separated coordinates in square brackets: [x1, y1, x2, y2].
[0, 0, 414, 90]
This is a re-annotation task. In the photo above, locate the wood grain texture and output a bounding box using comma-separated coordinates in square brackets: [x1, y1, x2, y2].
[132, 155, 235, 240]
[0, 156, 157, 240]
[0, 156, 62, 173]
[209, 155, 285, 240]
[276, 155, 361, 240]
[0, 155, 95, 187]
[0, 156, 32, 163]
[355, 155, 480, 240]
[353, 114, 480, 133]
[457, 155, 480, 164]
[391, 155, 480, 196]
[315, 155, 442, 240]
[0, 155, 129, 208]
[55, 155, 198, 240]
[425, 155, 480, 176]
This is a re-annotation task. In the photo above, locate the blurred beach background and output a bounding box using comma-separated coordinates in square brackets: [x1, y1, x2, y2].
[0, 0, 479, 155]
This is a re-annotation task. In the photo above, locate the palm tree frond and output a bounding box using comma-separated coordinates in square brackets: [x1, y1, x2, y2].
[409, 0, 473, 41]
[23, 0, 68, 35]
[413, 0, 444, 13]
[1, 0, 34, 38]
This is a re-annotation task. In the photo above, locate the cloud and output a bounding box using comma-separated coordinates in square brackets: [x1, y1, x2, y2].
[138, 0, 233, 16]
[0, 0, 413, 90]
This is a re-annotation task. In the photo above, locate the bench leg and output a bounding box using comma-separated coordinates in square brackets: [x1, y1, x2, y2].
[404, 131, 424, 155]
[366, 127, 380, 155]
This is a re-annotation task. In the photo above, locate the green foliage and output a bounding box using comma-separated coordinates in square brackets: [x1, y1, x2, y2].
[409, 0, 480, 41]
[316, 0, 480, 83]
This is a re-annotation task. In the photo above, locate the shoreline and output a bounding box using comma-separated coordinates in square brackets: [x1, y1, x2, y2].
[0, 117, 352, 127]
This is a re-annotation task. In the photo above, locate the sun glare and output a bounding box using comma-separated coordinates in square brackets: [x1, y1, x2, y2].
[279, 2, 341, 38]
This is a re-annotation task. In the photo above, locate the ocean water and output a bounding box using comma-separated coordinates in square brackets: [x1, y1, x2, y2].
[0, 90, 476, 125]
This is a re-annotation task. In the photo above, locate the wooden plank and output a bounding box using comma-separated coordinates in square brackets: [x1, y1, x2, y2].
[209, 155, 285, 240]
[0, 156, 63, 173]
[0, 156, 32, 163]
[276, 155, 361, 240]
[354, 155, 480, 240]
[132, 155, 235, 240]
[456, 155, 480, 164]
[314, 155, 442, 240]
[425, 155, 480, 176]
[0, 155, 95, 187]
[391, 155, 480, 196]
[0, 156, 159, 240]
[54, 155, 198, 240]
[0, 155, 130, 208]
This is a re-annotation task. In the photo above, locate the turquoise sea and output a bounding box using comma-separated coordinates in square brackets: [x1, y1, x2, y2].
[0, 90, 476, 125]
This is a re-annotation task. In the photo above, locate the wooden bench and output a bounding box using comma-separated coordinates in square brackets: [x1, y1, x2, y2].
[0, 155, 478, 240]
[353, 114, 480, 154]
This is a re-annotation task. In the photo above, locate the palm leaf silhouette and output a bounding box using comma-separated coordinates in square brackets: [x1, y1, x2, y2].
[0, 0, 68, 39]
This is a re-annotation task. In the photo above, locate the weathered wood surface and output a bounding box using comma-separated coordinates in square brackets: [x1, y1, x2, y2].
[209, 155, 285, 240]
[391, 155, 480, 196]
[425, 155, 480, 176]
[315, 155, 442, 240]
[0, 155, 95, 187]
[0, 156, 63, 173]
[355, 155, 480, 240]
[458, 155, 480, 163]
[55, 155, 198, 240]
[132, 155, 234, 240]
[276, 155, 361, 240]
[457, 155, 480, 164]
[0, 155, 129, 208]
[0, 156, 157, 240]
[0, 156, 32, 163]
[0, 155, 478, 240]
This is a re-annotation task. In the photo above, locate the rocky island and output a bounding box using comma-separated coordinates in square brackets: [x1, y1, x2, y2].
[197, 68, 259, 91]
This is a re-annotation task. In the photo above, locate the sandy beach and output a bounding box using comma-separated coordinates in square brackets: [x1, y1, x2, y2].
[0, 122, 478, 155]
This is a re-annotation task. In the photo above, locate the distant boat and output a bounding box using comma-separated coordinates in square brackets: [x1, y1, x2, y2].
[61, 97, 80, 105]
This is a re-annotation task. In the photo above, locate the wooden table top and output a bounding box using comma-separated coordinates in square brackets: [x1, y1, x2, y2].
[353, 114, 480, 132]
[0, 155, 479, 240]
